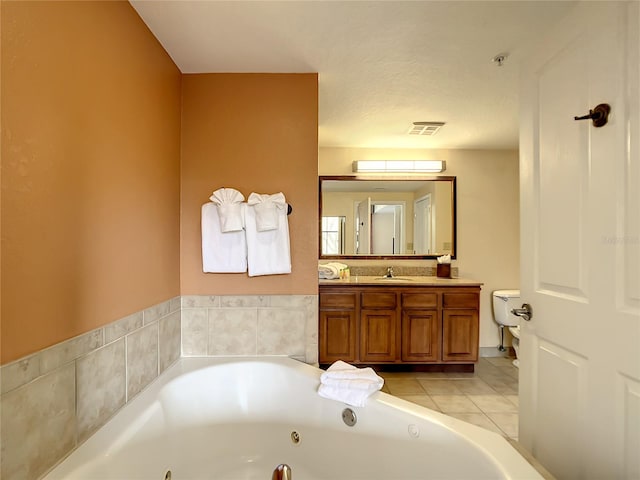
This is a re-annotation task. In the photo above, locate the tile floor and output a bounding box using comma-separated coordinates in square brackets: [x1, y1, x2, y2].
[378, 356, 520, 440]
[378, 356, 556, 478]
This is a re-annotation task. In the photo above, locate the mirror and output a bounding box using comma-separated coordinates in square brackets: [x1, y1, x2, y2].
[319, 175, 456, 259]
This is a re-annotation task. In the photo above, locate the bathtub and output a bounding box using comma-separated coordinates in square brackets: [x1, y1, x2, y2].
[43, 357, 542, 479]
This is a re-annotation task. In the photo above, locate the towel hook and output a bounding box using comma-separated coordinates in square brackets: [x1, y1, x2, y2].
[287, 204, 292, 215]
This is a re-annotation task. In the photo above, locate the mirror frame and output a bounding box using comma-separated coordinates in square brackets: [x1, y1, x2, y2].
[319, 175, 457, 260]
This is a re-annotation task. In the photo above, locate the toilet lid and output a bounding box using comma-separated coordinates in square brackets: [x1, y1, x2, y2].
[493, 289, 520, 299]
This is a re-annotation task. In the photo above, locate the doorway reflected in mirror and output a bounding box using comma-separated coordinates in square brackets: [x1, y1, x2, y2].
[320, 176, 456, 260]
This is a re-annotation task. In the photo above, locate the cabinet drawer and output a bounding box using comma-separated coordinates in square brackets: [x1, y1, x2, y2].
[401, 293, 438, 309]
[361, 292, 397, 309]
[443, 293, 478, 308]
[320, 293, 356, 309]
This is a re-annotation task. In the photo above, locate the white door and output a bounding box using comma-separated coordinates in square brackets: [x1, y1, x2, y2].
[519, 2, 639, 478]
[414, 195, 432, 254]
[371, 205, 399, 254]
[355, 197, 371, 254]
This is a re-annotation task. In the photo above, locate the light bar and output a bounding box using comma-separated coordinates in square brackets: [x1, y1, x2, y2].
[352, 160, 446, 173]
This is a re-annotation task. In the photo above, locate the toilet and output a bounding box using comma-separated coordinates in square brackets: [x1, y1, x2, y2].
[492, 290, 521, 368]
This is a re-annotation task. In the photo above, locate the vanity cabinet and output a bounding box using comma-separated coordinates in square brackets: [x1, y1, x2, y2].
[360, 292, 397, 362]
[442, 293, 480, 362]
[319, 283, 481, 369]
[319, 292, 357, 363]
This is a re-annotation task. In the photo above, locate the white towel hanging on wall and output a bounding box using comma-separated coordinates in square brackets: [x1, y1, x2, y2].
[201, 202, 247, 273]
[209, 187, 245, 232]
[245, 192, 291, 276]
[247, 192, 286, 231]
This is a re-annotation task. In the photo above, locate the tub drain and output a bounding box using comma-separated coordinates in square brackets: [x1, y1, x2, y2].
[291, 430, 300, 444]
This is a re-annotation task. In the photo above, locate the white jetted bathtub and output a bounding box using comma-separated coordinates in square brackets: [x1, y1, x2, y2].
[43, 357, 542, 479]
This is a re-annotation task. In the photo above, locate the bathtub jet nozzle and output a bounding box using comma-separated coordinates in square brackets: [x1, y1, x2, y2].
[342, 407, 357, 426]
[272, 463, 292, 480]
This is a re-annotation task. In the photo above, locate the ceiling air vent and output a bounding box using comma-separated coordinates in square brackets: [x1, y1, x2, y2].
[408, 122, 445, 136]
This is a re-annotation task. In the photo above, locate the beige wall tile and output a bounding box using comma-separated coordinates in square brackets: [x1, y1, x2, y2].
[304, 296, 319, 346]
[0, 354, 40, 394]
[181, 308, 208, 355]
[169, 296, 181, 313]
[104, 311, 143, 344]
[1, 364, 76, 480]
[76, 340, 126, 442]
[208, 309, 258, 355]
[179, 295, 317, 363]
[143, 300, 171, 324]
[1, 296, 179, 480]
[220, 295, 269, 308]
[39, 329, 104, 374]
[182, 295, 220, 308]
[305, 343, 319, 364]
[268, 295, 316, 308]
[126, 323, 159, 400]
[159, 311, 181, 372]
[257, 308, 305, 356]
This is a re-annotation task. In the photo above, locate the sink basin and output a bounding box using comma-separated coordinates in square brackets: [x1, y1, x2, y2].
[374, 276, 415, 282]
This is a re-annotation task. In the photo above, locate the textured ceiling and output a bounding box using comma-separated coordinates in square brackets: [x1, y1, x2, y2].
[130, 1, 576, 150]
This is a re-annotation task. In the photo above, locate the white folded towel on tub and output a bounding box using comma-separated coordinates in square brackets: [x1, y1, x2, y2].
[209, 188, 245, 232]
[317, 360, 384, 407]
[201, 202, 247, 273]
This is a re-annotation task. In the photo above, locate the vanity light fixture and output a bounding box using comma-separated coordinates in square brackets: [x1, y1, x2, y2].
[352, 160, 446, 173]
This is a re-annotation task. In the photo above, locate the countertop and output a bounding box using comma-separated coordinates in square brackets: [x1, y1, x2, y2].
[319, 275, 483, 287]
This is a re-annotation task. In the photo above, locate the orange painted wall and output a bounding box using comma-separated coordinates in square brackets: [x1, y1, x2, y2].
[1, 1, 182, 364]
[180, 74, 318, 295]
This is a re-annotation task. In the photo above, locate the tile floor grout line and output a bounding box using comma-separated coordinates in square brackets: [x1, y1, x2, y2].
[379, 357, 520, 440]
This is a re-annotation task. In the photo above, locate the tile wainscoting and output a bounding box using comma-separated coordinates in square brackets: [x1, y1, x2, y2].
[0, 297, 181, 480]
[0, 294, 319, 480]
[181, 295, 318, 364]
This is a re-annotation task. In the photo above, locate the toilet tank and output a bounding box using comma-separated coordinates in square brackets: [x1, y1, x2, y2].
[492, 290, 521, 327]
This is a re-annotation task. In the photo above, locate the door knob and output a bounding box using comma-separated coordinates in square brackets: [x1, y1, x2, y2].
[511, 303, 533, 321]
[573, 103, 611, 127]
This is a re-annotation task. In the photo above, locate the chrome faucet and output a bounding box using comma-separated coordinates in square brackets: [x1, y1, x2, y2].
[272, 464, 292, 480]
[385, 266, 394, 278]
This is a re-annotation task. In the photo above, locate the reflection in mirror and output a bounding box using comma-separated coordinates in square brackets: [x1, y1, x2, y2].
[321, 216, 346, 254]
[319, 176, 456, 259]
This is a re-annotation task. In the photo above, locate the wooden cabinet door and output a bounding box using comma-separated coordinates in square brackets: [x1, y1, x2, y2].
[442, 310, 479, 362]
[360, 309, 396, 362]
[401, 309, 440, 362]
[319, 309, 357, 363]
